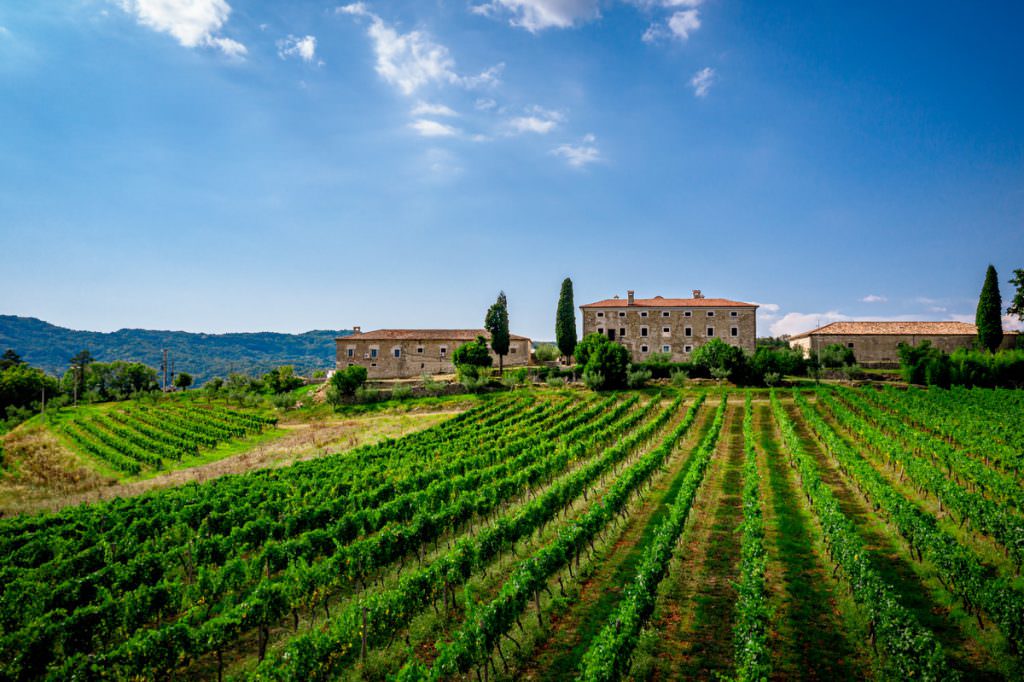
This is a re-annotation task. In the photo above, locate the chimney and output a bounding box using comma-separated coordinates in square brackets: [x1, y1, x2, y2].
[692, 289, 703, 299]
[353, 325, 362, 334]
[627, 290, 635, 305]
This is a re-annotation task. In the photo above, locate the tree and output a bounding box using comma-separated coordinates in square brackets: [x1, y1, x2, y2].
[573, 333, 607, 369]
[576, 333, 629, 390]
[174, 372, 193, 391]
[818, 343, 855, 369]
[452, 336, 493, 381]
[484, 291, 510, 375]
[69, 349, 93, 401]
[976, 264, 1004, 352]
[692, 339, 747, 381]
[263, 366, 303, 394]
[1008, 268, 1024, 323]
[0, 349, 23, 371]
[0, 363, 58, 420]
[555, 277, 578, 363]
[330, 365, 368, 397]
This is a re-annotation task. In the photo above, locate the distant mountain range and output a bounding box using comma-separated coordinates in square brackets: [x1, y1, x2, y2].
[0, 315, 351, 385]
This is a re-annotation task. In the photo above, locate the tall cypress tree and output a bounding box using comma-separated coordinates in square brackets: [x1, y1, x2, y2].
[485, 291, 510, 374]
[555, 277, 578, 363]
[976, 264, 1004, 352]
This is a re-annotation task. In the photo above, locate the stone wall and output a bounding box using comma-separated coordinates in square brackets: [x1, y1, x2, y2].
[336, 337, 530, 379]
[581, 305, 756, 362]
[793, 333, 1019, 368]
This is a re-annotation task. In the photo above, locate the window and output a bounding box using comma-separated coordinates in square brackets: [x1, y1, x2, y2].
[393, 348, 401, 358]
[707, 327, 715, 337]
[417, 346, 424, 354]
[420, 363, 425, 369]
[346, 348, 354, 358]
[684, 344, 693, 353]
[640, 326, 649, 337]
[440, 346, 447, 357]
[684, 311, 692, 317]
[619, 327, 626, 337]
[640, 311, 648, 318]
[730, 311, 739, 318]
[640, 345, 649, 353]
[847, 342, 855, 349]
[618, 311, 626, 317]
[662, 327, 671, 334]
[597, 327, 604, 335]
[661, 311, 670, 317]
[707, 311, 715, 317]
[597, 311, 604, 317]
[730, 327, 739, 338]
[684, 327, 692, 337]
[662, 345, 671, 353]
[370, 348, 378, 358]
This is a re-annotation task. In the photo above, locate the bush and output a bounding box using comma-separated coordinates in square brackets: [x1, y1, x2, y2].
[897, 341, 946, 385]
[573, 333, 607, 369]
[751, 345, 806, 378]
[391, 385, 414, 400]
[670, 369, 689, 388]
[331, 365, 368, 397]
[581, 369, 604, 390]
[546, 376, 566, 388]
[646, 351, 672, 364]
[584, 339, 630, 390]
[461, 373, 491, 393]
[710, 366, 732, 382]
[452, 336, 492, 375]
[626, 366, 652, 389]
[763, 371, 781, 387]
[271, 393, 295, 410]
[692, 339, 751, 384]
[533, 344, 559, 362]
[421, 375, 446, 396]
[502, 367, 528, 389]
[819, 343, 855, 369]
[355, 386, 382, 403]
[636, 361, 695, 379]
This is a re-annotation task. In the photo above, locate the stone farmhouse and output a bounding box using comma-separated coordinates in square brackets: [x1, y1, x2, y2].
[788, 321, 1019, 368]
[580, 290, 758, 362]
[337, 328, 532, 379]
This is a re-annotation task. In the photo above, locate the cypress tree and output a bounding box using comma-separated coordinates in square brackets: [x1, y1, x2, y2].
[555, 277, 578, 362]
[484, 291, 510, 374]
[976, 264, 1004, 352]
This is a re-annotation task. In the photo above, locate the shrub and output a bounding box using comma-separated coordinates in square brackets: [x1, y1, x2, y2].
[646, 351, 673, 364]
[693, 339, 750, 384]
[502, 368, 528, 389]
[818, 343, 855, 369]
[546, 376, 566, 388]
[626, 366, 652, 389]
[421, 375, 446, 396]
[670, 369, 689, 388]
[355, 386, 381, 403]
[331, 365, 368, 397]
[391, 385, 414, 400]
[271, 393, 295, 410]
[452, 336, 493, 374]
[763, 371, 781, 387]
[461, 373, 491, 393]
[533, 344, 559, 362]
[581, 369, 604, 390]
[710, 366, 732, 383]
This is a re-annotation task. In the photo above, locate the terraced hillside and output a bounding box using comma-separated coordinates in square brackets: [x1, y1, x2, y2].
[1, 387, 1022, 681]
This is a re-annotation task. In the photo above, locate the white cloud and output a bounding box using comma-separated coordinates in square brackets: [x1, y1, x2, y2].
[507, 106, 564, 134]
[471, 0, 601, 32]
[1003, 314, 1024, 332]
[410, 118, 460, 137]
[338, 3, 501, 95]
[117, 0, 246, 56]
[861, 294, 887, 303]
[552, 133, 600, 167]
[277, 34, 317, 63]
[769, 310, 851, 337]
[690, 66, 714, 97]
[412, 102, 458, 117]
[668, 9, 700, 39]
[475, 97, 498, 111]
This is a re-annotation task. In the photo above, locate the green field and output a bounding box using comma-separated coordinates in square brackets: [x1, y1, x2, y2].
[1, 386, 1022, 680]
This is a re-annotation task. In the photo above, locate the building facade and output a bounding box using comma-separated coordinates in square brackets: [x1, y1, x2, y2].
[580, 290, 758, 362]
[336, 328, 532, 379]
[788, 321, 1019, 368]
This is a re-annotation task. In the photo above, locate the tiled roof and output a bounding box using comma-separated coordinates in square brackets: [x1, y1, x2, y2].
[338, 329, 531, 342]
[790, 321, 983, 340]
[580, 296, 757, 309]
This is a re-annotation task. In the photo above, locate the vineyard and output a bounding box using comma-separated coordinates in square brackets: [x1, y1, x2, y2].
[57, 404, 279, 475]
[1, 386, 1023, 680]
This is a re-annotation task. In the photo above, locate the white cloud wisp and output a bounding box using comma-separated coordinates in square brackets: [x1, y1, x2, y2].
[471, 0, 601, 32]
[277, 34, 317, 63]
[118, 0, 246, 57]
[690, 66, 714, 97]
[552, 133, 600, 167]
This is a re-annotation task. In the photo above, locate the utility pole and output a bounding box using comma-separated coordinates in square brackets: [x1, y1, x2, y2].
[162, 349, 168, 391]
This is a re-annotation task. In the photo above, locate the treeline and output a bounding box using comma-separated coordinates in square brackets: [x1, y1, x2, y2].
[898, 342, 1024, 388]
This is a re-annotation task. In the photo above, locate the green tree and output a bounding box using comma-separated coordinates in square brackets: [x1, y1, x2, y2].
[263, 365, 303, 394]
[555, 277, 578, 362]
[0, 364, 58, 420]
[818, 343, 855, 369]
[452, 335, 493, 381]
[573, 332, 607, 369]
[533, 343, 559, 362]
[69, 349, 93, 401]
[1008, 268, 1024, 323]
[0, 349, 22, 371]
[976, 264, 1004, 352]
[692, 339, 747, 380]
[576, 333, 629, 390]
[174, 372, 193, 391]
[204, 377, 224, 403]
[484, 291, 510, 374]
[330, 365, 368, 397]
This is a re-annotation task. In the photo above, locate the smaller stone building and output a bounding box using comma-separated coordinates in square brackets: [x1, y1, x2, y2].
[788, 321, 1019, 368]
[337, 328, 532, 379]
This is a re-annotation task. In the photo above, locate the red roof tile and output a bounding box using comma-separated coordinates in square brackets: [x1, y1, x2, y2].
[338, 329, 531, 342]
[790, 321, 983, 339]
[580, 296, 757, 309]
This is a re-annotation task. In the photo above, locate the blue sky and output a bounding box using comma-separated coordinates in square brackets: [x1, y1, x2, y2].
[1, 1, 1022, 341]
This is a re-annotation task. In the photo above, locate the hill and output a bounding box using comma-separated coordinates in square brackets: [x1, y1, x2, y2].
[0, 315, 350, 385]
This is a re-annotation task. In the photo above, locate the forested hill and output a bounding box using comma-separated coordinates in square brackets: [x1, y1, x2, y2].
[0, 315, 351, 385]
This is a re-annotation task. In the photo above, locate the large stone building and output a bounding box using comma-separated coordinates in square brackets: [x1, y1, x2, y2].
[580, 290, 758, 362]
[788, 321, 1019, 368]
[336, 328, 532, 379]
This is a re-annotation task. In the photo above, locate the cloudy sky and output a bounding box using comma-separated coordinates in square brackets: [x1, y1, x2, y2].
[1, 1, 1022, 339]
